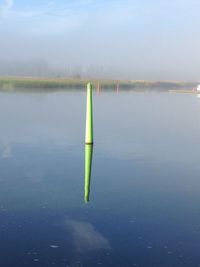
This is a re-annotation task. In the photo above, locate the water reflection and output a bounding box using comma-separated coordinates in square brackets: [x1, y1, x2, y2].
[84, 144, 93, 203]
[1, 92, 200, 266]
[65, 219, 111, 254]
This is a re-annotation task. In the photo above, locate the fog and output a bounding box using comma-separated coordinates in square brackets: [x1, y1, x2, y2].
[0, 0, 200, 80]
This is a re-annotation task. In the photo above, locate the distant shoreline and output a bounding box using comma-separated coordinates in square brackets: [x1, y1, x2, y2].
[0, 77, 197, 91]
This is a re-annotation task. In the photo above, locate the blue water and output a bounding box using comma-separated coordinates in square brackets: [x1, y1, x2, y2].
[0, 91, 200, 266]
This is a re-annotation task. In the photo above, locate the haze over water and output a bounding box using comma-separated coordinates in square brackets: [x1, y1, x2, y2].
[0, 0, 200, 80]
[1, 0, 200, 266]
[0, 90, 200, 266]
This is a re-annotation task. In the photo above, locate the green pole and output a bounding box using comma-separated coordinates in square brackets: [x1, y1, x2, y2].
[84, 144, 93, 203]
[85, 83, 93, 144]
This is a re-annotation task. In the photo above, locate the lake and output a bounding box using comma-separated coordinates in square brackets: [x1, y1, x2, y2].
[0, 90, 200, 267]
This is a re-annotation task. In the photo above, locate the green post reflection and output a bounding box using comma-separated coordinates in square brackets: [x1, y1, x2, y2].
[84, 144, 93, 203]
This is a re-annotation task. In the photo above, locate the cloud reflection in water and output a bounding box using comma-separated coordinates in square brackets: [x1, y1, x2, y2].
[65, 219, 111, 255]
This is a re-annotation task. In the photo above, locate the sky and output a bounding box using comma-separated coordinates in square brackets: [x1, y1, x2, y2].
[0, 0, 200, 80]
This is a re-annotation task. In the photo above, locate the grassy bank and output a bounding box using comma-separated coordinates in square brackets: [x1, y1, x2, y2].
[0, 77, 196, 91]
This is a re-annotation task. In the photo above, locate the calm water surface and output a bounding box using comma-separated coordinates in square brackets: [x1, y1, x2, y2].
[0, 90, 200, 267]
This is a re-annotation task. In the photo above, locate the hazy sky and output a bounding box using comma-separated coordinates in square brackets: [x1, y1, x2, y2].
[0, 0, 200, 80]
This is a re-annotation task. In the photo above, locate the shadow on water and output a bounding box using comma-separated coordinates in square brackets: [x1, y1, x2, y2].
[84, 144, 93, 203]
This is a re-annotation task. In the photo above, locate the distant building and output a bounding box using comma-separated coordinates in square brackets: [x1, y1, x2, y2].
[197, 84, 200, 92]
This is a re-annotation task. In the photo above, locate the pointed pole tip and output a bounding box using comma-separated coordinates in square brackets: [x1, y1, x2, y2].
[87, 82, 92, 89]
